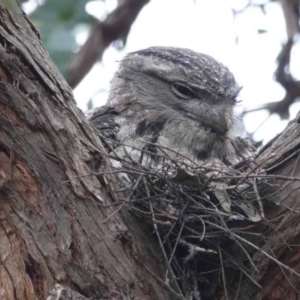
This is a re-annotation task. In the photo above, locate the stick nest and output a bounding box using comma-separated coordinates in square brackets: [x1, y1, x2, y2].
[101, 143, 285, 299]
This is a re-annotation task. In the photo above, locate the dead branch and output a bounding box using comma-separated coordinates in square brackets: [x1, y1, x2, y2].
[244, 0, 300, 119]
[280, 0, 300, 39]
[67, 0, 149, 89]
[245, 38, 300, 119]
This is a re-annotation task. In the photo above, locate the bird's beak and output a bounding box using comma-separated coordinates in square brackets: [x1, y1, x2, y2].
[201, 112, 231, 136]
[184, 107, 232, 136]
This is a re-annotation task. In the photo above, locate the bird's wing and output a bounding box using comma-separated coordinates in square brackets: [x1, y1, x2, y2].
[86, 106, 120, 151]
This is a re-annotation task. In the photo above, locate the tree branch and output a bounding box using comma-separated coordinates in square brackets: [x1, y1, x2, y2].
[279, 0, 300, 39]
[241, 1, 300, 119]
[266, 38, 300, 118]
[67, 0, 149, 89]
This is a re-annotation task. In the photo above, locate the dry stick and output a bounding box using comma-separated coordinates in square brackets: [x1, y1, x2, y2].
[265, 148, 300, 173]
[192, 274, 201, 300]
[230, 138, 252, 168]
[165, 218, 186, 284]
[100, 193, 171, 208]
[124, 173, 143, 199]
[100, 152, 191, 223]
[219, 248, 262, 289]
[231, 154, 278, 192]
[166, 240, 184, 280]
[218, 174, 300, 181]
[252, 170, 264, 218]
[105, 154, 144, 206]
[180, 224, 262, 290]
[204, 219, 260, 273]
[232, 232, 300, 279]
[143, 264, 184, 299]
[162, 199, 189, 245]
[123, 144, 143, 167]
[63, 162, 170, 184]
[157, 145, 182, 170]
[202, 238, 261, 289]
[145, 178, 184, 298]
[102, 203, 124, 224]
[244, 184, 281, 202]
[187, 189, 261, 272]
[149, 205, 183, 297]
[222, 227, 260, 273]
[139, 139, 198, 167]
[62, 169, 140, 184]
[234, 272, 243, 300]
[259, 235, 300, 248]
[218, 243, 228, 300]
[195, 215, 206, 241]
[180, 239, 217, 256]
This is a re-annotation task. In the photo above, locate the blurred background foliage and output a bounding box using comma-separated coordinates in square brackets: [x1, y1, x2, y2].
[29, 0, 95, 78]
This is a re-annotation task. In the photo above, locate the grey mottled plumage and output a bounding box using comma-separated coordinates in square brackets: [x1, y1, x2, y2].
[87, 47, 252, 167]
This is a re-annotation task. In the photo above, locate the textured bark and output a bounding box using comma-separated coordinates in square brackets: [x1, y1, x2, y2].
[231, 116, 300, 300]
[0, 3, 172, 300]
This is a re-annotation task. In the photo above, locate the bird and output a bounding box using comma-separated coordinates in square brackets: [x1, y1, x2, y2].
[87, 46, 253, 169]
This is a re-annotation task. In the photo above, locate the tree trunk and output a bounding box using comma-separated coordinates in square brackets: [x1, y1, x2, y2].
[237, 120, 300, 300]
[1, 2, 300, 300]
[0, 3, 174, 300]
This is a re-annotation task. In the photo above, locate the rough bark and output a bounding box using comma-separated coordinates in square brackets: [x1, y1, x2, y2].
[0, 3, 173, 300]
[239, 116, 300, 300]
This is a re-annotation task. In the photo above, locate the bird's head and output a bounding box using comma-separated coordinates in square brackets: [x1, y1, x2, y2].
[108, 46, 241, 137]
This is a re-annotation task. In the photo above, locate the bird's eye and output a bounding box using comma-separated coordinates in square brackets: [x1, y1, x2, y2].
[172, 83, 195, 99]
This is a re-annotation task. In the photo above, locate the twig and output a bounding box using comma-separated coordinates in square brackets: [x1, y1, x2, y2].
[218, 243, 228, 300]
